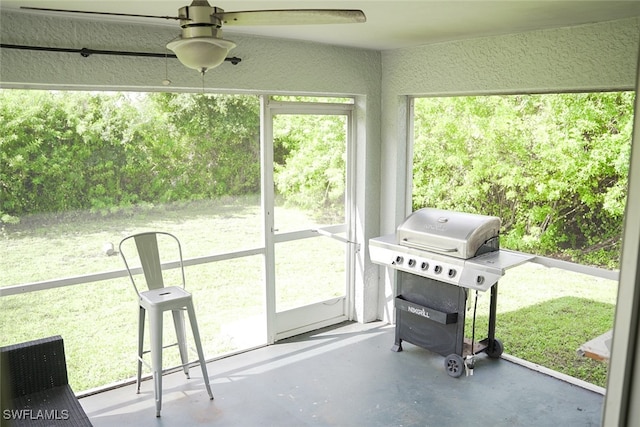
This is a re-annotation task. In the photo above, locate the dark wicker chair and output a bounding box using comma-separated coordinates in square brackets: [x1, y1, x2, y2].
[0, 335, 92, 427]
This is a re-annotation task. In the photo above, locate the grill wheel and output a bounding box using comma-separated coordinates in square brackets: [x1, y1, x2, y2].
[444, 354, 465, 378]
[486, 338, 504, 359]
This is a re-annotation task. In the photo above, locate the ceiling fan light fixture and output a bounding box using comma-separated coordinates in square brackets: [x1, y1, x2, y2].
[166, 36, 236, 74]
[21, 2, 365, 74]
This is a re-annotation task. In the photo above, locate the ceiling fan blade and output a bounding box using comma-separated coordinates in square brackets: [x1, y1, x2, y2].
[20, 6, 183, 21]
[218, 9, 366, 26]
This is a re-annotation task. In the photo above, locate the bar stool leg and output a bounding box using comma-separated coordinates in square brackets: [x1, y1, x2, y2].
[137, 306, 145, 394]
[172, 309, 190, 378]
[149, 307, 164, 417]
[186, 302, 214, 400]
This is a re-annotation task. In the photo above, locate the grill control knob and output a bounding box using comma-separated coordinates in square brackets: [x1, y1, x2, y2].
[408, 259, 416, 267]
[394, 255, 404, 265]
[434, 265, 443, 274]
[421, 262, 429, 271]
[448, 269, 457, 278]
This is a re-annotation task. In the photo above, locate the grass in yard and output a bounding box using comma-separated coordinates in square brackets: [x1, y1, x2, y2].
[468, 296, 613, 387]
[275, 238, 345, 311]
[464, 262, 616, 388]
[0, 196, 265, 286]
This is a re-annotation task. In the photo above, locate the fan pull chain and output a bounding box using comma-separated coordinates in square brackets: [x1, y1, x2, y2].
[162, 51, 171, 86]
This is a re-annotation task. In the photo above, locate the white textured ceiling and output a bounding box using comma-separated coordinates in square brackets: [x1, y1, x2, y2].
[2, 0, 640, 51]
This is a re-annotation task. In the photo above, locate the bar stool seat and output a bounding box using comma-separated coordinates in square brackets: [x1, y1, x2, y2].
[140, 286, 192, 308]
[119, 232, 214, 417]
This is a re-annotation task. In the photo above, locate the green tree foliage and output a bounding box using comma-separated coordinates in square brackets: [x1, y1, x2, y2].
[273, 113, 347, 220]
[412, 92, 634, 268]
[148, 93, 260, 198]
[0, 89, 346, 226]
[0, 91, 144, 214]
[0, 91, 260, 218]
[2, 89, 631, 268]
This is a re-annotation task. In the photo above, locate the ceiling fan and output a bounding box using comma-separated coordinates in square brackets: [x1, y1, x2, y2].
[21, 1, 367, 74]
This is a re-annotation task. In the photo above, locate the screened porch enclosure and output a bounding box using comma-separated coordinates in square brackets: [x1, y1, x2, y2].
[0, 93, 356, 393]
[2, 4, 640, 425]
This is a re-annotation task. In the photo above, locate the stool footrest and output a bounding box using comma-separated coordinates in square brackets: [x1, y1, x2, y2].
[141, 341, 182, 356]
[137, 358, 209, 376]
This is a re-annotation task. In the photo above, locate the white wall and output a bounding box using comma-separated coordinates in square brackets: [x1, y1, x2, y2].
[0, 11, 381, 94]
[604, 44, 640, 426]
[0, 10, 383, 323]
[377, 17, 640, 323]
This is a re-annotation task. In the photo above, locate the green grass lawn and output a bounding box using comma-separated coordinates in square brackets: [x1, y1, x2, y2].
[464, 262, 616, 388]
[0, 198, 618, 391]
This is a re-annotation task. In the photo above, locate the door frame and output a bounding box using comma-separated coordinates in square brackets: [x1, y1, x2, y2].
[261, 96, 357, 342]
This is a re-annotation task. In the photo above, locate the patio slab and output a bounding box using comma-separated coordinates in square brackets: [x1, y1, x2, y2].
[80, 321, 604, 426]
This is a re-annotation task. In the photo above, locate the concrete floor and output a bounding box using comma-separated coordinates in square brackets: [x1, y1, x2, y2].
[80, 321, 604, 426]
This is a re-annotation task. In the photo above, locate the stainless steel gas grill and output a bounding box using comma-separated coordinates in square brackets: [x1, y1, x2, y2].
[370, 208, 531, 377]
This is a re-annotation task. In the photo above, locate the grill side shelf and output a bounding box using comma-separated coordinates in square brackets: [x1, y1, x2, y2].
[395, 296, 458, 325]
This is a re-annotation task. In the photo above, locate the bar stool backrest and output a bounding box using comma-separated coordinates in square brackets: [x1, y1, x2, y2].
[119, 231, 186, 296]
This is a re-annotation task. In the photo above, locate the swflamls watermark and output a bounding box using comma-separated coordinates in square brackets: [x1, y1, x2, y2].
[3, 409, 70, 421]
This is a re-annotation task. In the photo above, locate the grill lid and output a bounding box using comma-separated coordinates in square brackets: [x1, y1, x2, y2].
[396, 208, 501, 259]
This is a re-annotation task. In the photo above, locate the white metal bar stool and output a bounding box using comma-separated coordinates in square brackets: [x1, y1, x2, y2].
[119, 231, 213, 417]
